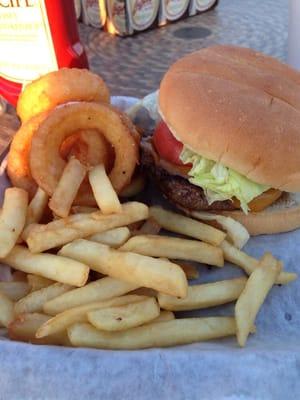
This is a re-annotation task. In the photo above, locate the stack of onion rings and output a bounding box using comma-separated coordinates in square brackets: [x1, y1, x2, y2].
[7, 68, 140, 206]
[17, 68, 110, 123]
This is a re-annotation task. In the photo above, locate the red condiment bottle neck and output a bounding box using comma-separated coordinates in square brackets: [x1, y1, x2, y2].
[0, 0, 89, 106]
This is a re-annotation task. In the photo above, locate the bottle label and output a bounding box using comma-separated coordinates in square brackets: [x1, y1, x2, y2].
[0, 0, 58, 84]
[165, 0, 189, 20]
[128, 0, 158, 31]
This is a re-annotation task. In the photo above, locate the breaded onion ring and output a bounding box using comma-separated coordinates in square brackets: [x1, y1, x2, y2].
[7, 120, 115, 202]
[30, 102, 139, 200]
[119, 112, 141, 144]
[7, 112, 48, 198]
[60, 130, 114, 170]
[60, 130, 115, 206]
[17, 68, 110, 123]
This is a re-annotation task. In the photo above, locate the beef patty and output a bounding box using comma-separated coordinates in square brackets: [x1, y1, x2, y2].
[141, 143, 237, 212]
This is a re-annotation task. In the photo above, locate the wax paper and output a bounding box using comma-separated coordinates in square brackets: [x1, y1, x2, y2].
[0, 97, 299, 400]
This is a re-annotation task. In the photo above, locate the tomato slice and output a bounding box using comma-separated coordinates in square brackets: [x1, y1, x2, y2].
[153, 121, 185, 165]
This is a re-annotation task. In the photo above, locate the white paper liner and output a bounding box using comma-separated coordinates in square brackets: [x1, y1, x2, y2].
[0, 96, 299, 399]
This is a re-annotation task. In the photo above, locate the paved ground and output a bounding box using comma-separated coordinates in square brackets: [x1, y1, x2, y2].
[79, 0, 288, 98]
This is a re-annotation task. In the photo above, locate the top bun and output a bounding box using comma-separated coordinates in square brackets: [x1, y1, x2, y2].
[159, 45, 300, 192]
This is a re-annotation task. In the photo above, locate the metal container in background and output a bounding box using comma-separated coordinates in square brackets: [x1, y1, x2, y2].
[81, 0, 217, 35]
[126, 0, 160, 33]
[74, 0, 82, 19]
[288, 0, 300, 70]
[189, 0, 217, 17]
[158, 0, 190, 26]
[105, 0, 133, 36]
[82, 0, 107, 28]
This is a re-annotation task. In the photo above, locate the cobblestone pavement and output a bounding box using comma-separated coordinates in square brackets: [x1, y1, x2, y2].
[79, 0, 288, 98]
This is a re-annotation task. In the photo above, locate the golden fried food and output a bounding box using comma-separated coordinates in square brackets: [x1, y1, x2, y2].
[17, 68, 110, 123]
[60, 130, 115, 205]
[7, 116, 114, 202]
[30, 102, 139, 200]
[60, 130, 114, 170]
[7, 112, 48, 198]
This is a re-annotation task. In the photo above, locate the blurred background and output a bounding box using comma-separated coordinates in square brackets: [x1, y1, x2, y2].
[78, 0, 288, 97]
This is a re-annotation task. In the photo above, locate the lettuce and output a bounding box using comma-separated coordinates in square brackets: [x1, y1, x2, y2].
[180, 147, 269, 213]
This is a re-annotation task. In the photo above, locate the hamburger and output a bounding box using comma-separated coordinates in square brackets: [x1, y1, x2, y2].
[140, 45, 300, 235]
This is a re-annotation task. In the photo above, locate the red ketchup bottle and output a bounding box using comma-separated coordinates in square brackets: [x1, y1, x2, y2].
[0, 0, 89, 106]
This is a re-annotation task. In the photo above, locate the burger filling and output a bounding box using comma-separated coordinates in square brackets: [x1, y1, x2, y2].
[150, 120, 282, 214]
[179, 147, 269, 213]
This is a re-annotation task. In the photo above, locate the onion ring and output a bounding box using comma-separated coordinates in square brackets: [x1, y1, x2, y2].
[17, 68, 110, 123]
[119, 112, 141, 144]
[30, 102, 139, 201]
[60, 130, 114, 170]
[7, 119, 115, 202]
[60, 130, 115, 206]
[7, 112, 48, 198]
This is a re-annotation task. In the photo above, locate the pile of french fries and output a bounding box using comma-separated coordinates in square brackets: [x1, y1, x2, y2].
[0, 157, 297, 349]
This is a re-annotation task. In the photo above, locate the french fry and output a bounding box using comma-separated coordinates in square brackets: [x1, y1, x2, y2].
[43, 277, 138, 315]
[88, 227, 130, 248]
[87, 297, 160, 331]
[0, 188, 28, 257]
[120, 235, 224, 267]
[0, 245, 89, 287]
[27, 214, 85, 232]
[26, 187, 49, 226]
[26, 202, 148, 253]
[49, 157, 86, 218]
[220, 239, 258, 275]
[0, 281, 30, 301]
[88, 164, 122, 214]
[220, 240, 297, 285]
[14, 283, 73, 315]
[159, 258, 199, 280]
[133, 218, 161, 236]
[36, 295, 148, 338]
[235, 253, 281, 347]
[27, 275, 55, 292]
[26, 212, 129, 246]
[129, 287, 157, 297]
[71, 206, 98, 214]
[59, 239, 188, 298]
[158, 277, 246, 311]
[148, 311, 175, 324]
[68, 317, 237, 350]
[0, 291, 14, 327]
[8, 313, 70, 346]
[175, 262, 199, 280]
[21, 223, 42, 242]
[150, 206, 226, 246]
[187, 209, 250, 249]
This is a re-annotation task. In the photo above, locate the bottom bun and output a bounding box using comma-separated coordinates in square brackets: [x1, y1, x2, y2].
[221, 193, 300, 235]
